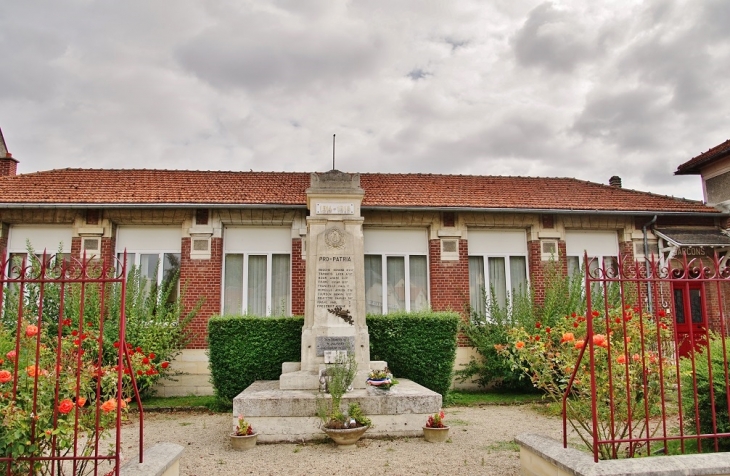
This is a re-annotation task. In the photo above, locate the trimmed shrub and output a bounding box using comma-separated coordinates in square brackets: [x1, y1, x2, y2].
[367, 311, 459, 397]
[207, 316, 303, 401]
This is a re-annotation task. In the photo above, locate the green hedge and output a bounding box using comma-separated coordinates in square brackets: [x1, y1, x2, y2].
[367, 311, 459, 397]
[207, 311, 460, 400]
[207, 316, 303, 401]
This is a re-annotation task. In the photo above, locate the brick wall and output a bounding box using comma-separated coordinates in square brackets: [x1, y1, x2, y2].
[181, 237, 222, 349]
[428, 239, 470, 346]
[0, 158, 17, 177]
[528, 240, 567, 305]
[291, 238, 305, 315]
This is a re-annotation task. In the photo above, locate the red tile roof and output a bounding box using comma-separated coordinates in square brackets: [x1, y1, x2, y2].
[676, 139, 730, 175]
[0, 168, 719, 214]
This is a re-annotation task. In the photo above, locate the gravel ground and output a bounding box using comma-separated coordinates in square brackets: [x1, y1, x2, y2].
[118, 405, 564, 476]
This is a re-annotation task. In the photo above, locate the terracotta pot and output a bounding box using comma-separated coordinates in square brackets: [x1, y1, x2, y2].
[230, 432, 258, 450]
[423, 426, 450, 443]
[323, 425, 369, 448]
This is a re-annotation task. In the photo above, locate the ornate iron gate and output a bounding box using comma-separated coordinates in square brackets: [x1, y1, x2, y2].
[563, 251, 730, 461]
[0, 251, 143, 475]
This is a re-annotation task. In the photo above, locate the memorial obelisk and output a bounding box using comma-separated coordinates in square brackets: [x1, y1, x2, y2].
[280, 170, 372, 390]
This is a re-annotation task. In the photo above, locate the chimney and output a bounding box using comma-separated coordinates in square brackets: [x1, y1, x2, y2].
[609, 176, 622, 188]
[0, 128, 18, 177]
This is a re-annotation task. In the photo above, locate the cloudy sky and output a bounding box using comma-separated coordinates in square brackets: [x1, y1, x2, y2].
[2, 0, 729, 201]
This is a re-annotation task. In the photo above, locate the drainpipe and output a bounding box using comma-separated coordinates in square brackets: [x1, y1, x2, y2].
[643, 215, 658, 313]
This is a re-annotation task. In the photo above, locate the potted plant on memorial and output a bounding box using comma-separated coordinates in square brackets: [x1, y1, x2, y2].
[230, 414, 258, 450]
[317, 352, 370, 447]
[366, 367, 398, 390]
[423, 410, 449, 442]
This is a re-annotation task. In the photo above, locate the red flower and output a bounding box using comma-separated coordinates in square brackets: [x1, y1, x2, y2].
[560, 332, 575, 344]
[592, 334, 608, 348]
[545, 327, 551, 334]
[571, 312, 577, 318]
[615, 318, 621, 324]
[591, 311, 600, 317]
[71, 330, 78, 337]
[575, 340, 585, 349]
[617, 354, 626, 365]
[0, 370, 12, 384]
[58, 398, 74, 414]
[657, 310, 666, 318]
[101, 399, 117, 413]
[535, 322, 542, 329]
[6, 350, 16, 361]
[136, 347, 142, 353]
[149, 353, 156, 360]
[161, 362, 169, 369]
[573, 322, 579, 328]
[142, 357, 150, 364]
[25, 324, 39, 338]
[137, 370, 143, 376]
[534, 336, 540, 342]
[515, 341, 525, 349]
[113, 342, 120, 348]
[632, 354, 641, 362]
[77, 397, 87, 407]
[73, 339, 80, 346]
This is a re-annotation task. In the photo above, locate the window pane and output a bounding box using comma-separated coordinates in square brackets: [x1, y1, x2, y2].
[409, 255, 428, 311]
[162, 253, 181, 302]
[223, 254, 243, 315]
[510, 256, 527, 298]
[365, 255, 383, 314]
[488, 257, 507, 309]
[567, 256, 580, 278]
[117, 252, 135, 276]
[689, 289, 703, 324]
[271, 254, 290, 316]
[140, 254, 158, 295]
[468, 256, 485, 317]
[8, 253, 26, 279]
[387, 256, 406, 312]
[674, 288, 686, 324]
[247, 255, 267, 316]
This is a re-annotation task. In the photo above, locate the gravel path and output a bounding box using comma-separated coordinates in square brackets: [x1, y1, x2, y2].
[119, 405, 563, 476]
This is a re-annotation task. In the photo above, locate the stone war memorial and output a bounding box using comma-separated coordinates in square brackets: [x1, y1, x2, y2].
[233, 170, 441, 442]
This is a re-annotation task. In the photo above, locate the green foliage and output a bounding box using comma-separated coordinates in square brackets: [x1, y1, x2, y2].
[680, 332, 730, 451]
[207, 315, 303, 400]
[367, 311, 459, 397]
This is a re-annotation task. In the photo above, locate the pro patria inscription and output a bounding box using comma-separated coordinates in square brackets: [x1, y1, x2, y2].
[316, 255, 355, 310]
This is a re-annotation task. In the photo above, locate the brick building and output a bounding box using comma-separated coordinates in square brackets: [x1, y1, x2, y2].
[1, 130, 728, 394]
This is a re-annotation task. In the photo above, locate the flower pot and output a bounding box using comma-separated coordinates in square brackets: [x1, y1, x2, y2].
[230, 433, 258, 450]
[323, 425, 369, 448]
[423, 426, 450, 443]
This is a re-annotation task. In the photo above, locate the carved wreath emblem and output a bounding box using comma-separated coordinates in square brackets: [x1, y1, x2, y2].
[324, 228, 346, 249]
[328, 306, 354, 325]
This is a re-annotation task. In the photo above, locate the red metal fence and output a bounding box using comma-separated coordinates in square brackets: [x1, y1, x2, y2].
[563, 251, 730, 461]
[0, 251, 143, 475]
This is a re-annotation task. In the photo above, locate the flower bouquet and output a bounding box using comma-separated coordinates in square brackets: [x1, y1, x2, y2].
[423, 410, 449, 442]
[230, 414, 258, 450]
[366, 367, 398, 390]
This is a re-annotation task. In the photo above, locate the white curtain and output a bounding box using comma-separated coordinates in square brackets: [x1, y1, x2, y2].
[223, 254, 243, 315]
[271, 254, 290, 316]
[247, 255, 267, 316]
[488, 257, 507, 309]
[365, 255, 383, 314]
[387, 256, 406, 312]
[509, 256, 527, 298]
[409, 255, 428, 311]
[469, 256, 485, 317]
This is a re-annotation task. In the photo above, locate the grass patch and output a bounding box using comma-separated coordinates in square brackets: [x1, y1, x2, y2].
[133, 395, 230, 412]
[447, 390, 545, 407]
[484, 440, 520, 452]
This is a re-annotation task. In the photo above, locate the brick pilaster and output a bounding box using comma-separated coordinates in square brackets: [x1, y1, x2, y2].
[180, 237, 222, 349]
[291, 238, 305, 316]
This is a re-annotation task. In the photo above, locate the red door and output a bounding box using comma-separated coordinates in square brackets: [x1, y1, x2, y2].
[672, 282, 708, 357]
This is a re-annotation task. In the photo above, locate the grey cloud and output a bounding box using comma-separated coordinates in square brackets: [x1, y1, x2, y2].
[407, 69, 431, 81]
[176, 10, 384, 92]
[572, 88, 667, 151]
[512, 2, 600, 73]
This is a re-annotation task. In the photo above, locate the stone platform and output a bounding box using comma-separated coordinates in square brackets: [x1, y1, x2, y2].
[232, 379, 442, 443]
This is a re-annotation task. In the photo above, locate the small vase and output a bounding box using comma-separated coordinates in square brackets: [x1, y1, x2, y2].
[423, 426, 450, 443]
[230, 432, 258, 450]
[323, 425, 369, 448]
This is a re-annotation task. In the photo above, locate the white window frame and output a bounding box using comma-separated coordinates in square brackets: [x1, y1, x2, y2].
[6, 226, 72, 276]
[467, 230, 530, 313]
[115, 226, 182, 288]
[565, 230, 619, 278]
[363, 228, 430, 314]
[222, 227, 292, 316]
